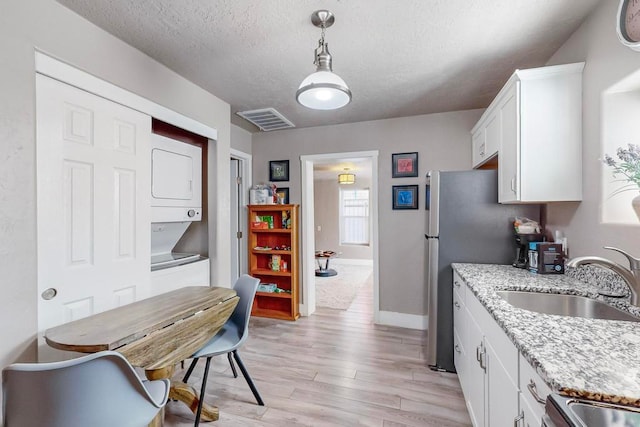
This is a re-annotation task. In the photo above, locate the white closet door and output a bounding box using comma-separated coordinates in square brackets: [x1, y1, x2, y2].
[36, 74, 151, 358]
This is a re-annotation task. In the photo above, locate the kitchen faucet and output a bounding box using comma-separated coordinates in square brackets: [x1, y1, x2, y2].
[567, 246, 640, 305]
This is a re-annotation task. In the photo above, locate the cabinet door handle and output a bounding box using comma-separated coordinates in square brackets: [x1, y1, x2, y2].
[454, 344, 461, 354]
[513, 412, 524, 427]
[479, 348, 487, 372]
[479, 142, 486, 156]
[454, 301, 461, 309]
[527, 379, 546, 404]
[454, 280, 461, 288]
[476, 345, 481, 362]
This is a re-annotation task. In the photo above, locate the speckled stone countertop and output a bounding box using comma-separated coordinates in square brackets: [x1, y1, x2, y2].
[452, 263, 640, 406]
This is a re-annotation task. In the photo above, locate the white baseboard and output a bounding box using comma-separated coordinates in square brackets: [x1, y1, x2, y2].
[331, 258, 373, 266]
[377, 310, 428, 330]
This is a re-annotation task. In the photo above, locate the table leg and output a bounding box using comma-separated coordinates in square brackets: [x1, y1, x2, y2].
[145, 365, 219, 426]
[170, 380, 219, 421]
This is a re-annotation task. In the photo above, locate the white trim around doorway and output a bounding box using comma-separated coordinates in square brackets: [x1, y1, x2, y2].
[300, 151, 380, 323]
[230, 148, 252, 277]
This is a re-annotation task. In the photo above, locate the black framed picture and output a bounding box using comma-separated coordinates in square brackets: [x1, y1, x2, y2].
[275, 187, 289, 204]
[269, 160, 289, 182]
[392, 152, 419, 178]
[393, 185, 419, 210]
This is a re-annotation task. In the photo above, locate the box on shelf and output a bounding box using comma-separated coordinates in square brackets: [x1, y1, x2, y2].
[251, 221, 268, 229]
[257, 283, 277, 293]
[257, 215, 274, 229]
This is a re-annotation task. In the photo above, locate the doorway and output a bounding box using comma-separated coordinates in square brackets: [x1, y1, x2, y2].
[230, 149, 252, 282]
[313, 158, 373, 311]
[300, 151, 380, 322]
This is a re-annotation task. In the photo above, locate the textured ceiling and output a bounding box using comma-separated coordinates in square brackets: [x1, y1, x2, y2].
[56, 0, 601, 132]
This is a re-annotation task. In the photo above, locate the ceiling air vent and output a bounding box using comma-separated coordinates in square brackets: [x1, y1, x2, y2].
[236, 108, 295, 132]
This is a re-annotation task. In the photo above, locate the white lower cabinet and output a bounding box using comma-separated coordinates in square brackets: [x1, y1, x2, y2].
[454, 271, 543, 427]
[464, 306, 485, 427]
[485, 337, 520, 427]
[519, 353, 551, 426]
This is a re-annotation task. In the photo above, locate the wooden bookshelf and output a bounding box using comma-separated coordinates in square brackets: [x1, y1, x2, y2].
[247, 204, 299, 320]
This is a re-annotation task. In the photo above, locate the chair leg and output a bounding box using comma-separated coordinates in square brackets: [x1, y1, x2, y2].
[182, 358, 199, 383]
[232, 350, 264, 406]
[227, 352, 238, 378]
[194, 357, 212, 427]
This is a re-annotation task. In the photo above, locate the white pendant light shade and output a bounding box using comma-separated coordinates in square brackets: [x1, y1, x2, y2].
[297, 10, 351, 111]
[297, 71, 352, 110]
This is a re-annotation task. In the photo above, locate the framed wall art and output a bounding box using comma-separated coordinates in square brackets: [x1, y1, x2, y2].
[269, 160, 289, 182]
[275, 187, 289, 204]
[392, 152, 418, 178]
[392, 185, 418, 210]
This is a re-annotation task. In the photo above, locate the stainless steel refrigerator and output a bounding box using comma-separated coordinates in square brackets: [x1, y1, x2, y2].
[425, 169, 540, 372]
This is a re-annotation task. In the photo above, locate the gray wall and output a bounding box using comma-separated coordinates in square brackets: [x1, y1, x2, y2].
[252, 110, 482, 315]
[545, 0, 640, 261]
[231, 124, 253, 153]
[0, 1, 230, 416]
[314, 177, 374, 260]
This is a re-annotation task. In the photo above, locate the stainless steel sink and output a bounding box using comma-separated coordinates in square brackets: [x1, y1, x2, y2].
[569, 400, 640, 426]
[546, 394, 640, 426]
[496, 291, 640, 322]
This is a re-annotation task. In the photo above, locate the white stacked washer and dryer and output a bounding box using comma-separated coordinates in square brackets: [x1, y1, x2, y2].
[149, 133, 209, 295]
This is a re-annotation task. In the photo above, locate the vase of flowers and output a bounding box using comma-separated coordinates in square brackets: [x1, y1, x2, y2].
[604, 144, 640, 220]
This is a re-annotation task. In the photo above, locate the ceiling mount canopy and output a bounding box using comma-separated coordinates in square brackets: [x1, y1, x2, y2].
[338, 168, 356, 185]
[296, 10, 352, 110]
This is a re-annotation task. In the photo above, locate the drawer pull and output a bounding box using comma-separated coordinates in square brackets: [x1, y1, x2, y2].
[454, 344, 461, 354]
[527, 379, 546, 404]
[454, 281, 461, 288]
[454, 301, 461, 309]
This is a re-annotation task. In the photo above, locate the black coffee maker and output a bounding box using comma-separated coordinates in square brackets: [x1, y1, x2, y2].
[513, 233, 544, 268]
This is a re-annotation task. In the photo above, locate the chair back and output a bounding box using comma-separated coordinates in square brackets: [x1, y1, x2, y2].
[2, 351, 169, 427]
[230, 274, 260, 345]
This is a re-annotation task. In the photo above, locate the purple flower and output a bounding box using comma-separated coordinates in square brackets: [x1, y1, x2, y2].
[603, 144, 640, 188]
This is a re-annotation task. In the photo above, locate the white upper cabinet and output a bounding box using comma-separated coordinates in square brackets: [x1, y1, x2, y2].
[471, 115, 499, 168]
[471, 62, 584, 203]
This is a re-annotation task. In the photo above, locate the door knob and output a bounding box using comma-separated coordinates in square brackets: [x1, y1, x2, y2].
[41, 288, 57, 300]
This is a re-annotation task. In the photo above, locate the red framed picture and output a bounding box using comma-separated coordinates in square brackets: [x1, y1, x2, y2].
[392, 152, 418, 178]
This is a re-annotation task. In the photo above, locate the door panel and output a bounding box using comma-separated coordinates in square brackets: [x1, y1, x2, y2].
[465, 308, 485, 427]
[36, 74, 151, 360]
[65, 161, 94, 265]
[486, 338, 519, 427]
[114, 168, 137, 259]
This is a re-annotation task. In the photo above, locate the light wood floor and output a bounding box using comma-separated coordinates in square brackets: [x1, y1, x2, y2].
[164, 281, 472, 426]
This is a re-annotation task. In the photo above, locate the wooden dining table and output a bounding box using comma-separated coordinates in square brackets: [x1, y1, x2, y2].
[44, 286, 239, 427]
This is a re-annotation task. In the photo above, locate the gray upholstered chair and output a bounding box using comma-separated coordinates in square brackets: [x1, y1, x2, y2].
[2, 350, 169, 427]
[182, 274, 263, 426]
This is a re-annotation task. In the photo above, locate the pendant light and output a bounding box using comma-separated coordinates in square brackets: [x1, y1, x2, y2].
[338, 168, 356, 185]
[296, 10, 352, 110]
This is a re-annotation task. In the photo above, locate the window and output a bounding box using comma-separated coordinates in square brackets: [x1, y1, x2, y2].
[339, 188, 370, 245]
